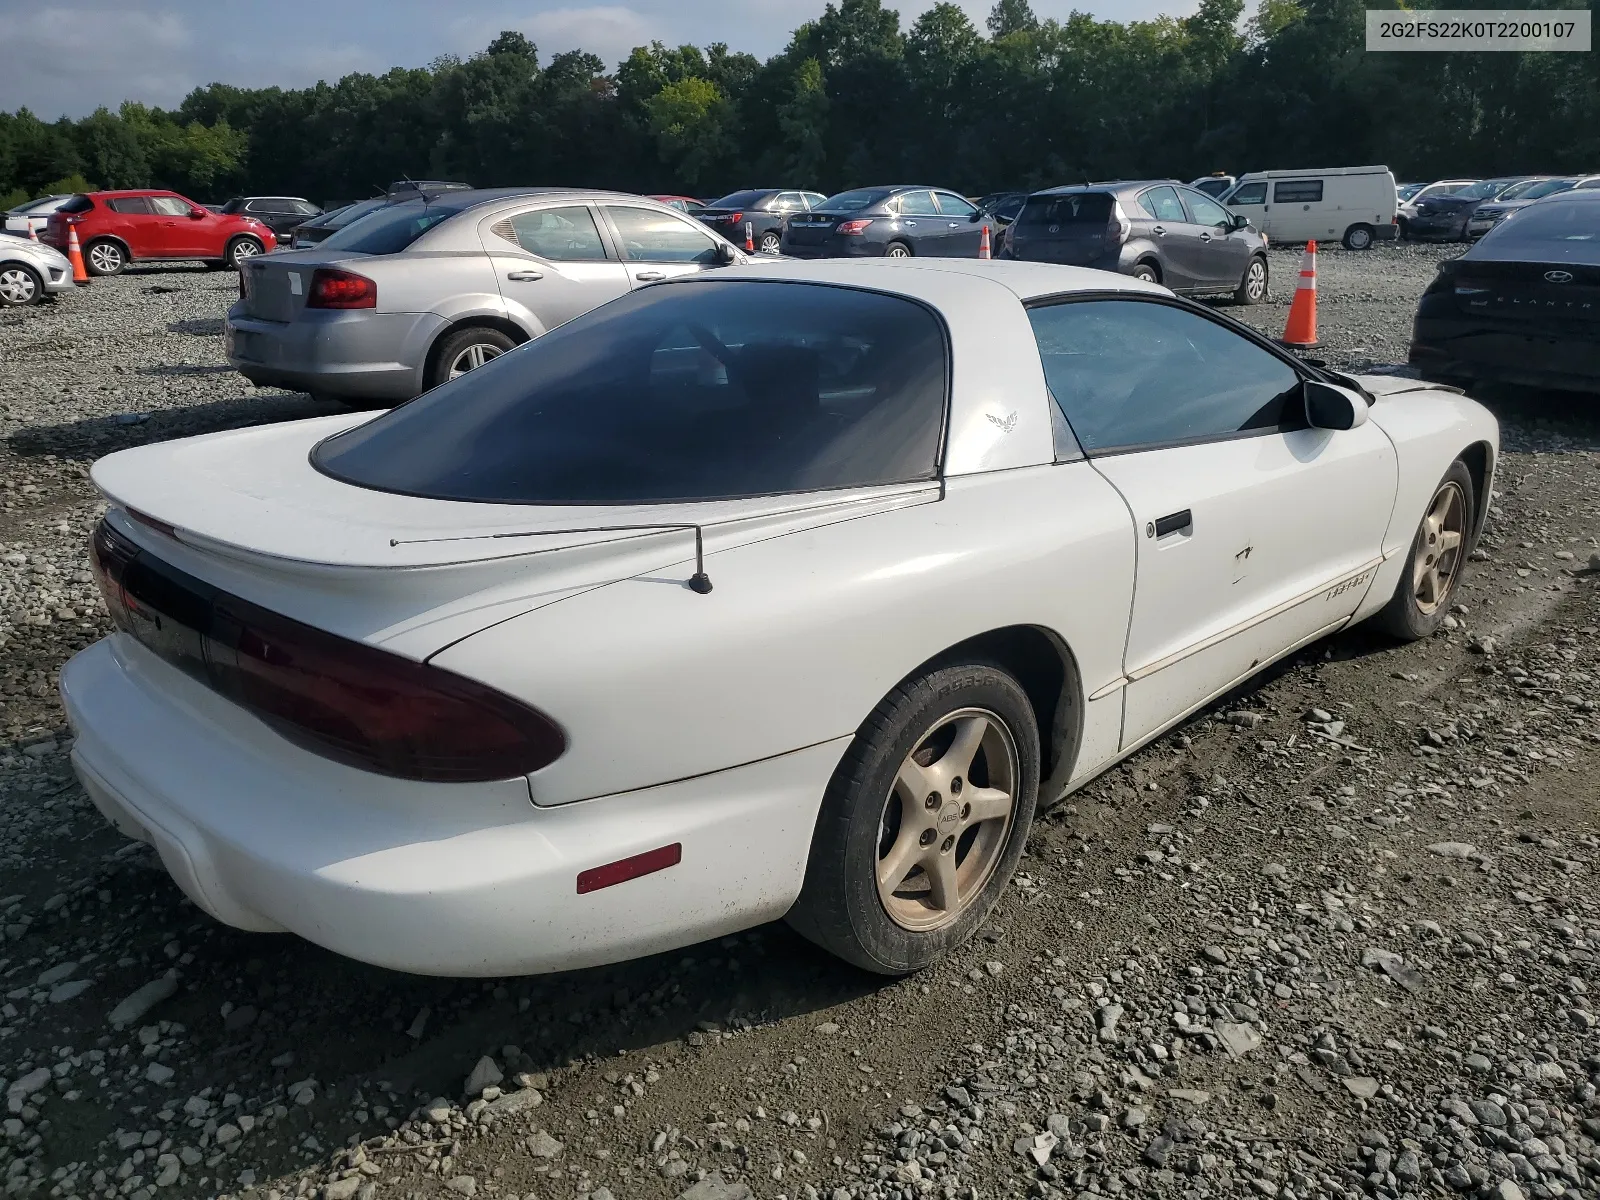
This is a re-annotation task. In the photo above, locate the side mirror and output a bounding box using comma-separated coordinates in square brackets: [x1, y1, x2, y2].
[1230, 213, 1250, 230]
[189, 209, 207, 219]
[1304, 380, 1369, 430]
[716, 241, 738, 265]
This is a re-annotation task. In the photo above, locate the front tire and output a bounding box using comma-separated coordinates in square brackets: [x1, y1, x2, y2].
[0, 262, 43, 306]
[1234, 255, 1268, 304]
[225, 237, 264, 269]
[85, 239, 126, 276]
[787, 661, 1039, 975]
[427, 326, 517, 389]
[1373, 459, 1474, 640]
[1342, 223, 1374, 251]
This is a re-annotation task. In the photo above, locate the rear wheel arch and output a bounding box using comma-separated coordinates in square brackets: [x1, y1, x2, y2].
[423, 317, 530, 388]
[1132, 257, 1162, 283]
[84, 236, 131, 272]
[909, 624, 1083, 810]
[1458, 439, 1495, 547]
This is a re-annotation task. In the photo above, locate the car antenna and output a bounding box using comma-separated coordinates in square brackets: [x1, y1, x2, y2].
[390, 523, 714, 594]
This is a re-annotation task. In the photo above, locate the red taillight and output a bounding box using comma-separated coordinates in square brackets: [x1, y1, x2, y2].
[577, 844, 682, 894]
[725, 211, 743, 224]
[307, 268, 376, 309]
[90, 518, 564, 782]
[837, 219, 873, 235]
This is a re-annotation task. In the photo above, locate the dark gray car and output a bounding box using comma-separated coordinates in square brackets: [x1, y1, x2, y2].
[780, 185, 1000, 258]
[226, 188, 747, 406]
[1003, 181, 1270, 303]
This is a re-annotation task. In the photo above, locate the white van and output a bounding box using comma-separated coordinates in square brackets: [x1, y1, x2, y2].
[1222, 166, 1399, 249]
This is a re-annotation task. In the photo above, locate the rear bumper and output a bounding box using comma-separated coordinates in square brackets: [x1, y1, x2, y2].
[780, 239, 883, 259]
[1410, 317, 1600, 394]
[62, 635, 842, 976]
[224, 303, 441, 400]
[1373, 223, 1400, 241]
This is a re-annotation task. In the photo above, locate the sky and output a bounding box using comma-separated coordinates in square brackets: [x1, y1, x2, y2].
[0, 0, 1198, 120]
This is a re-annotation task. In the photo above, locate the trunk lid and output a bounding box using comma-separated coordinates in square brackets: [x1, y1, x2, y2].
[1448, 259, 1600, 326]
[784, 213, 842, 246]
[90, 415, 936, 660]
[238, 249, 372, 322]
[1009, 192, 1121, 265]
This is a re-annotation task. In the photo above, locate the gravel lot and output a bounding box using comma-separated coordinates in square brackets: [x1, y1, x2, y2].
[4, 247, 1600, 1200]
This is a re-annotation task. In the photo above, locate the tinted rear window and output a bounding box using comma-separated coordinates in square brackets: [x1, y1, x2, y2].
[319, 201, 469, 254]
[313, 281, 948, 505]
[60, 195, 94, 214]
[817, 189, 892, 213]
[1017, 193, 1113, 227]
[325, 199, 388, 229]
[1483, 202, 1600, 248]
[708, 190, 771, 209]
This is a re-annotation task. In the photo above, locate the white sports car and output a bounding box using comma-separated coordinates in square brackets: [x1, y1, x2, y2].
[62, 259, 1498, 977]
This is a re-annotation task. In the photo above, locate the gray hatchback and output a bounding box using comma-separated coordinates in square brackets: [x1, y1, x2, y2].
[226, 189, 746, 405]
[1003, 181, 1270, 304]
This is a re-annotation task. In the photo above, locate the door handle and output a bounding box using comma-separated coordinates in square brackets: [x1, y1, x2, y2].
[1198, 233, 1212, 242]
[505, 269, 543, 281]
[1151, 509, 1192, 538]
[634, 270, 666, 281]
[1153, 225, 1167, 236]
[949, 222, 960, 227]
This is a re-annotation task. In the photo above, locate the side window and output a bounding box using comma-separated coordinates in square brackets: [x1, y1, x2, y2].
[1026, 300, 1302, 453]
[897, 191, 940, 216]
[802, 193, 827, 209]
[773, 192, 804, 212]
[1181, 190, 1230, 227]
[149, 197, 192, 216]
[503, 206, 609, 261]
[1137, 186, 1186, 223]
[1273, 180, 1324, 204]
[1229, 182, 1268, 206]
[935, 193, 979, 218]
[107, 197, 153, 215]
[604, 206, 720, 263]
[295, 200, 320, 216]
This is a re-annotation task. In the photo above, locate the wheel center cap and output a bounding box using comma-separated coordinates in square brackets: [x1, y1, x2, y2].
[937, 801, 962, 831]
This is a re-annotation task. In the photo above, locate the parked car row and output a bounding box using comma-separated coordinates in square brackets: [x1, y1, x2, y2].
[1399, 174, 1600, 241]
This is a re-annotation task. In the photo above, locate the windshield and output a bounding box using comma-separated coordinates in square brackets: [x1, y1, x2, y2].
[313, 280, 948, 505]
[1497, 179, 1548, 202]
[319, 200, 468, 254]
[1483, 202, 1600, 247]
[1397, 184, 1423, 201]
[708, 190, 770, 209]
[817, 189, 893, 213]
[1517, 179, 1576, 201]
[1456, 179, 1519, 201]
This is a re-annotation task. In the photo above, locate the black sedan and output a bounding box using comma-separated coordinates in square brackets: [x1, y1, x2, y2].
[1004, 181, 1269, 302]
[696, 189, 827, 253]
[780, 186, 1000, 258]
[1409, 189, 1600, 394]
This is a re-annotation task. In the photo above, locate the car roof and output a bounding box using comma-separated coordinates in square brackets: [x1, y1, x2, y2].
[1529, 189, 1600, 205]
[86, 189, 182, 198]
[678, 256, 1162, 303]
[1031, 180, 1177, 196]
[381, 187, 671, 211]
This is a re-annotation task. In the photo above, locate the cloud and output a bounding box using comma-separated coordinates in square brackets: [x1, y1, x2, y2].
[4, 6, 195, 115]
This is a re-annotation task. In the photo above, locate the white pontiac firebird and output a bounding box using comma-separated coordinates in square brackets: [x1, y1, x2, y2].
[62, 259, 1497, 977]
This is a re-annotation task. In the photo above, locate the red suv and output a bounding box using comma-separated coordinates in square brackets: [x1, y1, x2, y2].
[44, 190, 277, 275]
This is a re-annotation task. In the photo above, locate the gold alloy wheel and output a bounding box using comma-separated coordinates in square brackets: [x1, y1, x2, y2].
[1414, 480, 1467, 614]
[875, 707, 1018, 932]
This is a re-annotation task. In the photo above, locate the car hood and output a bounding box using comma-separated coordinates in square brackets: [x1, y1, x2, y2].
[0, 235, 69, 267]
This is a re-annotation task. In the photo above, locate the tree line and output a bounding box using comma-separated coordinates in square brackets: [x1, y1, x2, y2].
[3, 0, 1597, 212]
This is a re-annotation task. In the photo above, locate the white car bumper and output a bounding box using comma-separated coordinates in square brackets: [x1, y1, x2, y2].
[62, 635, 843, 977]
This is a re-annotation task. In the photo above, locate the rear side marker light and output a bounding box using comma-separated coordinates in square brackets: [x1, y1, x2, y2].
[576, 844, 682, 894]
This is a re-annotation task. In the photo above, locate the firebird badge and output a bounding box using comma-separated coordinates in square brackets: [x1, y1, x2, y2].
[987, 411, 1018, 433]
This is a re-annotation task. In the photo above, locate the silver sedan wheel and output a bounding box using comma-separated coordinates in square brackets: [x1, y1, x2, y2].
[88, 243, 123, 273]
[875, 707, 1019, 932]
[1413, 480, 1466, 614]
[0, 266, 39, 305]
[1244, 259, 1267, 301]
[447, 342, 504, 379]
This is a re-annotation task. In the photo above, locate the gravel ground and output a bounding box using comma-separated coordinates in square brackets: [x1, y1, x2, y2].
[3, 249, 1600, 1200]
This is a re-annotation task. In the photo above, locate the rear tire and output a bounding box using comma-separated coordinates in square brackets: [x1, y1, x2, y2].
[1342, 224, 1374, 251]
[85, 239, 126, 276]
[1234, 255, 1268, 305]
[1131, 261, 1159, 284]
[1373, 459, 1474, 641]
[759, 231, 782, 254]
[787, 661, 1039, 975]
[883, 241, 912, 259]
[0, 262, 43, 307]
[225, 237, 264, 270]
[427, 326, 517, 390]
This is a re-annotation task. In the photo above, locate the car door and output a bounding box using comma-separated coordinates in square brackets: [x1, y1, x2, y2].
[1135, 185, 1203, 288]
[102, 197, 156, 256]
[600, 204, 728, 284]
[480, 203, 632, 334]
[1026, 297, 1397, 750]
[1270, 178, 1324, 242]
[1178, 186, 1250, 289]
[933, 191, 987, 256]
[893, 190, 943, 253]
[148, 195, 209, 257]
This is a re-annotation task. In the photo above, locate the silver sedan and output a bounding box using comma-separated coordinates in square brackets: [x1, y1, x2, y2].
[226, 188, 749, 406]
[0, 233, 76, 307]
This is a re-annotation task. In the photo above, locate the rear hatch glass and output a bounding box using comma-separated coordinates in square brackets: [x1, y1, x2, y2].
[59, 195, 94, 215]
[1011, 193, 1116, 264]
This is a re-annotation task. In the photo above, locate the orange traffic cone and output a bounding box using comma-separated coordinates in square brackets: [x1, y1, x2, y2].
[1279, 240, 1318, 348]
[744, 222, 755, 253]
[978, 224, 991, 260]
[66, 226, 90, 285]
[26, 222, 39, 242]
